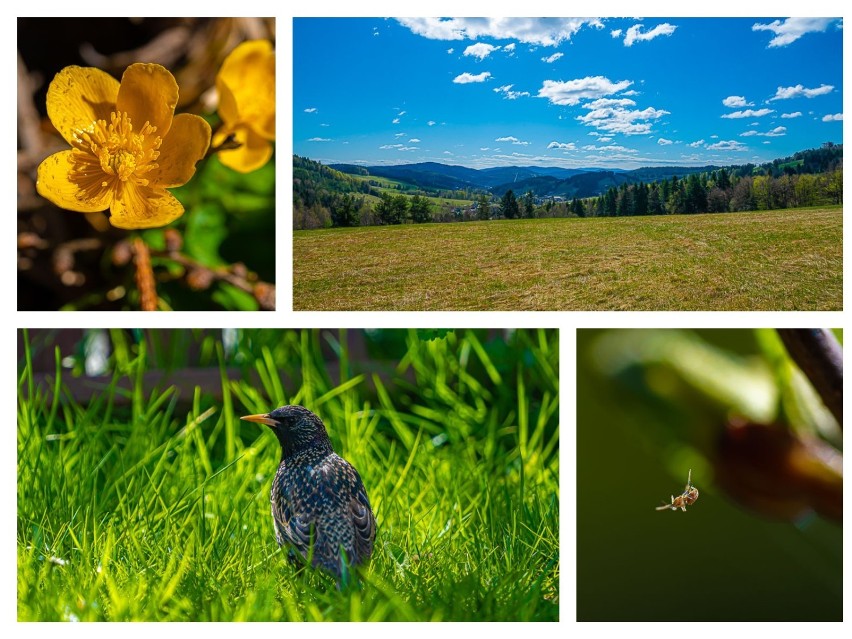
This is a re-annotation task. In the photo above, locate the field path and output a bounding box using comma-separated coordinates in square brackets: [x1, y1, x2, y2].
[293, 208, 842, 311]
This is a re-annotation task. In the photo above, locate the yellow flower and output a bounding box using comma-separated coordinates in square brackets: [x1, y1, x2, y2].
[214, 40, 275, 173]
[36, 64, 211, 229]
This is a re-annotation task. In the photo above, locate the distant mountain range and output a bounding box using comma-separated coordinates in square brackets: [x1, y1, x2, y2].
[328, 161, 716, 198]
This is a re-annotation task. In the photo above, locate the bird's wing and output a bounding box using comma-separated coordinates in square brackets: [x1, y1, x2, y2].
[272, 493, 313, 554]
[348, 477, 376, 563]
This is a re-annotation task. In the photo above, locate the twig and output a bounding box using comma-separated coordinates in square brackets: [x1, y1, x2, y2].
[777, 329, 843, 427]
[151, 247, 275, 310]
[133, 237, 158, 311]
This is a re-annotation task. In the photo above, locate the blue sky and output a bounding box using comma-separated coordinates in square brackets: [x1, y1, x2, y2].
[294, 17, 843, 169]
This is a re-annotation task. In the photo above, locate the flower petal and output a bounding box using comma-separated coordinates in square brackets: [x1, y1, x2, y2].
[36, 150, 113, 212]
[217, 40, 275, 139]
[116, 63, 178, 139]
[109, 182, 184, 229]
[46, 66, 120, 145]
[216, 125, 273, 173]
[150, 114, 211, 188]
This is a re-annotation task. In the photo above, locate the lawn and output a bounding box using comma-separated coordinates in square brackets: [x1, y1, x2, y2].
[292, 207, 842, 310]
[17, 329, 559, 621]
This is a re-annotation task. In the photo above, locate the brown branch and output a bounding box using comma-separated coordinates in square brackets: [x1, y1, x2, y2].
[777, 329, 843, 427]
[133, 237, 158, 311]
[151, 246, 275, 310]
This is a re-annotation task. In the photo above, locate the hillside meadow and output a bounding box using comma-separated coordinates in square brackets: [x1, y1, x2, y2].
[292, 207, 842, 311]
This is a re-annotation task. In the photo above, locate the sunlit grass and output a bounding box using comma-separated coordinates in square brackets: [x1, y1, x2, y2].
[17, 329, 559, 621]
[293, 207, 842, 311]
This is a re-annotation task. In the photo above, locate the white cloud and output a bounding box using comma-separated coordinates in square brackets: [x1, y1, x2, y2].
[781, 111, 803, 118]
[308, 137, 332, 142]
[582, 144, 637, 153]
[577, 103, 670, 136]
[392, 118, 400, 124]
[537, 76, 633, 106]
[453, 71, 492, 84]
[409, 138, 421, 143]
[740, 126, 787, 137]
[687, 139, 705, 148]
[427, 121, 436, 126]
[547, 141, 576, 150]
[480, 147, 490, 151]
[447, 48, 454, 54]
[721, 108, 774, 119]
[443, 151, 453, 155]
[657, 138, 673, 145]
[822, 113, 843, 122]
[585, 97, 637, 109]
[752, 18, 838, 48]
[610, 29, 622, 38]
[394, 132, 406, 138]
[304, 107, 317, 113]
[494, 84, 531, 100]
[541, 52, 564, 64]
[495, 136, 530, 145]
[503, 43, 516, 53]
[379, 144, 418, 151]
[396, 17, 604, 47]
[597, 136, 613, 142]
[722, 96, 753, 108]
[623, 23, 677, 47]
[706, 140, 748, 151]
[621, 90, 639, 96]
[769, 84, 834, 100]
[464, 42, 500, 60]
[398, 110, 406, 116]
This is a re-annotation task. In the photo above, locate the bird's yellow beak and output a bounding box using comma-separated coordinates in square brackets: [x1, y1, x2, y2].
[240, 413, 278, 427]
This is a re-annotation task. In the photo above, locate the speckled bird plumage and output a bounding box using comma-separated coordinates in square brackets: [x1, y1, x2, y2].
[241, 405, 376, 581]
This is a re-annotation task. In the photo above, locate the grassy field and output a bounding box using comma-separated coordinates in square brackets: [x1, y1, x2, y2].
[347, 174, 476, 208]
[17, 329, 559, 621]
[293, 207, 842, 310]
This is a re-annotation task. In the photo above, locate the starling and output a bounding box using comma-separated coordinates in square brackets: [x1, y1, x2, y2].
[241, 405, 376, 582]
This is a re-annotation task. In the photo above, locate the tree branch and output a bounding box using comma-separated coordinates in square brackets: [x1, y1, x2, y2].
[777, 329, 843, 427]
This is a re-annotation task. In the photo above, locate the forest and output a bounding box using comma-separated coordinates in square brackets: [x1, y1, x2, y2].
[293, 144, 842, 229]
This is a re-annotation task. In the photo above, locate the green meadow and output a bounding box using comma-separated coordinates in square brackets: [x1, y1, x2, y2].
[17, 329, 559, 621]
[293, 207, 842, 311]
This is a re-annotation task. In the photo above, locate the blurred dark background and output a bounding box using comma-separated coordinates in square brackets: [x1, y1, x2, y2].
[17, 18, 275, 310]
[577, 329, 841, 621]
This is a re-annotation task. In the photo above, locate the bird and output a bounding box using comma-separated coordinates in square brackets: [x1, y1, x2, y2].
[240, 405, 376, 584]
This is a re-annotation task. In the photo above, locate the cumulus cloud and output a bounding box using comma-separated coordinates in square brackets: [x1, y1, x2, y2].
[537, 76, 633, 106]
[547, 141, 576, 150]
[409, 138, 421, 143]
[722, 96, 753, 108]
[623, 23, 677, 47]
[379, 144, 418, 151]
[577, 103, 670, 136]
[721, 108, 774, 119]
[494, 84, 531, 100]
[541, 52, 564, 63]
[781, 111, 803, 118]
[464, 42, 500, 60]
[447, 48, 454, 54]
[308, 137, 332, 142]
[396, 17, 604, 46]
[687, 139, 705, 148]
[392, 118, 400, 124]
[740, 126, 787, 137]
[453, 71, 492, 84]
[610, 29, 622, 38]
[495, 136, 530, 145]
[657, 138, 673, 145]
[304, 107, 317, 113]
[769, 84, 834, 100]
[585, 97, 636, 109]
[427, 121, 436, 126]
[752, 18, 838, 47]
[582, 144, 637, 153]
[706, 140, 748, 151]
[822, 113, 843, 122]
[504, 43, 516, 53]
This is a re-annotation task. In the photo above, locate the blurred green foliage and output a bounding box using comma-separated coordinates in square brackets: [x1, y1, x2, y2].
[577, 329, 841, 621]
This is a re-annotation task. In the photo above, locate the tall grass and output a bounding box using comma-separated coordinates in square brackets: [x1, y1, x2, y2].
[17, 329, 559, 621]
